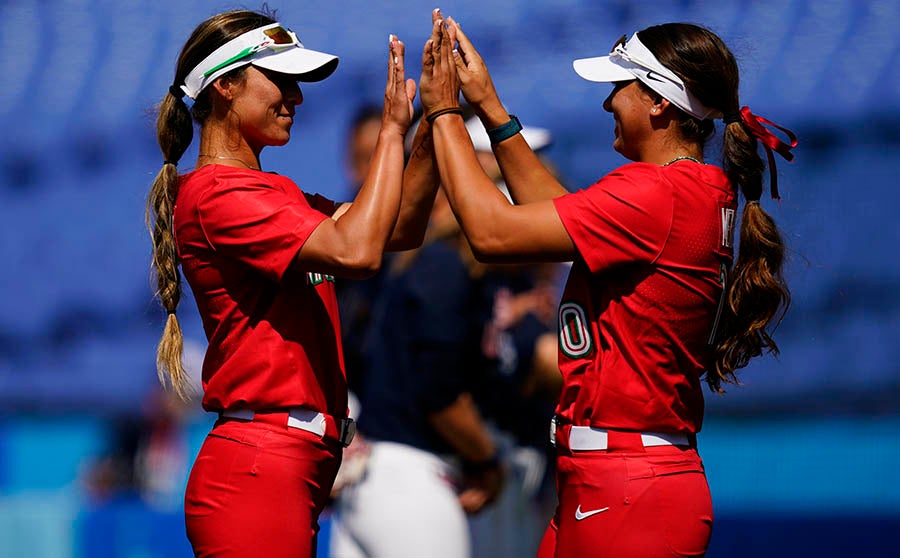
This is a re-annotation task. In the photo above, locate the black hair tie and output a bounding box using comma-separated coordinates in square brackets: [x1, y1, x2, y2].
[723, 111, 742, 124]
[169, 84, 185, 99]
[164, 160, 177, 167]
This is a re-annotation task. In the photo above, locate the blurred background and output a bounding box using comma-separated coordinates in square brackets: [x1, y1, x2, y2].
[0, 0, 898, 556]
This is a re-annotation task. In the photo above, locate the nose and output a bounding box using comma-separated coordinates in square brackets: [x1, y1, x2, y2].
[602, 89, 614, 113]
[284, 81, 303, 106]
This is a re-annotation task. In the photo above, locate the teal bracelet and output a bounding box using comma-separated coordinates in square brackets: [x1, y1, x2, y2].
[487, 115, 522, 145]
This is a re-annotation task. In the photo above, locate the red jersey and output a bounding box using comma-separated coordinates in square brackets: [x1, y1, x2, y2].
[552, 161, 736, 434]
[173, 165, 347, 417]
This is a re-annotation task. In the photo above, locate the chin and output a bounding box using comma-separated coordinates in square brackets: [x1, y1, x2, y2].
[270, 134, 290, 146]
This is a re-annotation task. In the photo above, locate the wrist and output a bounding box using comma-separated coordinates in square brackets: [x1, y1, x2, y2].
[378, 126, 406, 141]
[486, 115, 522, 145]
[475, 97, 508, 128]
[426, 105, 463, 124]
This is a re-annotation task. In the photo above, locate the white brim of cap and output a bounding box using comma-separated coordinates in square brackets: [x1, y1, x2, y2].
[465, 117, 552, 152]
[251, 45, 339, 82]
[572, 56, 635, 83]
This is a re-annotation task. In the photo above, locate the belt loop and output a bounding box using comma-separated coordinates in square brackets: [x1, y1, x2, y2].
[339, 418, 357, 447]
[606, 430, 645, 452]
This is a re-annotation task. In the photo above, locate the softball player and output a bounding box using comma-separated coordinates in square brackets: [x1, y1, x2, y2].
[419, 18, 796, 557]
[146, 10, 437, 557]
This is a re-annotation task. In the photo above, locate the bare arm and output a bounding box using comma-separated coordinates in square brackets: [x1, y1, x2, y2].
[427, 392, 496, 464]
[385, 117, 440, 251]
[296, 36, 417, 278]
[450, 18, 568, 204]
[428, 392, 503, 514]
[418, 15, 575, 263]
[431, 111, 575, 262]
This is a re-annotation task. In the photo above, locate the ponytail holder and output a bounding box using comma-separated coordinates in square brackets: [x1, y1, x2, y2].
[167, 309, 177, 316]
[723, 112, 742, 125]
[728, 106, 799, 200]
[164, 160, 177, 167]
[169, 84, 186, 100]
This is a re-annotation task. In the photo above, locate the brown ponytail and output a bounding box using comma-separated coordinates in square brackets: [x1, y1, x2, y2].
[710, 121, 790, 392]
[638, 23, 791, 392]
[146, 91, 193, 399]
[146, 10, 276, 399]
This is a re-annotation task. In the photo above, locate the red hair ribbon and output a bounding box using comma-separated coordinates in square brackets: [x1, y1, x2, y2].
[738, 106, 798, 200]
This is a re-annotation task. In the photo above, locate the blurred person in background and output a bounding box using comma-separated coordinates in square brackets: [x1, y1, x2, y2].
[463, 115, 565, 558]
[328, 17, 504, 550]
[145, 8, 437, 557]
[420, 16, 795, 558]
[328, 181, 502, 558]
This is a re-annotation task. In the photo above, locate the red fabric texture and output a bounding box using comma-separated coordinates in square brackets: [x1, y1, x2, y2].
[174, 165, 347, 416]
[551, 161, 736, 434]
[538, 444, 713, 558]
[184, 419, 342, 558]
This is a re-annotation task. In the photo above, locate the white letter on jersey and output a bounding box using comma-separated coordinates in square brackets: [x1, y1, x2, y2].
[559, 302, 593, 358]
[721, 207, 735, 249]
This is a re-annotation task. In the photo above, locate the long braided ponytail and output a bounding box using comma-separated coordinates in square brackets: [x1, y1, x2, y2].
[146, 10, 275, 399]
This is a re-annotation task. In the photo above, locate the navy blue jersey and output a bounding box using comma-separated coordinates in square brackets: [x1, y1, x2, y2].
[359, 239, 484, 454]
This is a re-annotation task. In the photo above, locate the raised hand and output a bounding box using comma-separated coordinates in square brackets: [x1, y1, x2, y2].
[382, 34, 417, 136]
[419, 9, 460, 119]
[446, 17, 503, 117]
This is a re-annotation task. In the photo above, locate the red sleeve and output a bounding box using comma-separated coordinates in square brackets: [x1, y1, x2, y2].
[196, 177, 329, 283]
[553, 163, 674, 273]
[304, 192, 340, 216]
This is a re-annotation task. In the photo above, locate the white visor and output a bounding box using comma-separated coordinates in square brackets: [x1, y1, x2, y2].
[573, 33, 718, 120]
[465, 116, 552, 152]
[180, 22, 339, 100]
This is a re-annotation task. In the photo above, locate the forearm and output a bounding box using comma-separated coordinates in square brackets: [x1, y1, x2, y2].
[386, 120, 439, 251]
[477, 104, 568, 204]
[431, 114, 511, 252]
[427, 393, 496, 463]
[337, 130, 405, 248]
[299, 130, 405, 277]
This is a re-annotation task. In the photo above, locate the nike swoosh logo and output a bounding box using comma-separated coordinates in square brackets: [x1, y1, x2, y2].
[644, 70, 666, 83]
[574, 505, 610, 521]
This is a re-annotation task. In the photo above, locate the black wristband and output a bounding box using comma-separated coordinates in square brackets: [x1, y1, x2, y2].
[426, 106, 463, 123]
[462, 453, 501, 475]
[486, 115, 522, 145]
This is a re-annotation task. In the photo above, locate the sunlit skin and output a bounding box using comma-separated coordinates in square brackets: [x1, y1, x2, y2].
[189, 36, 435, 279]
[417, 16, 705, 263]
[198, 66, 304, 169]
[602, 79, 704, 164]
[603, 80, 653, 161]
[234, 67, 304, 150]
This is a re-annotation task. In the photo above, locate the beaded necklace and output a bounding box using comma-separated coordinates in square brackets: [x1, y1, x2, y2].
[663, 155, 702, 166]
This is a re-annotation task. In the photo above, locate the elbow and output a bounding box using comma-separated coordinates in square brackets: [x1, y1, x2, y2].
[386, 232, 425, 252]
[338, 249, 383, 279]
[466, 232, 507, 263]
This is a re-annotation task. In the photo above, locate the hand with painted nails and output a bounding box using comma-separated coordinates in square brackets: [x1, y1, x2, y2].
[419, 8, 461, 121]
[443, 17, 503, 117]
[382, 33, 417, 136]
